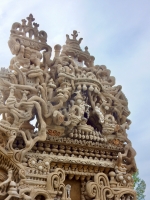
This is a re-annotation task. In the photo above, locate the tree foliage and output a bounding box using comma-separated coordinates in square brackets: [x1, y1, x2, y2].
[132, 170, 146, 200]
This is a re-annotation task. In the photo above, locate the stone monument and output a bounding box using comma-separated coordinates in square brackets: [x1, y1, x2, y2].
[0, 14, 137, 200]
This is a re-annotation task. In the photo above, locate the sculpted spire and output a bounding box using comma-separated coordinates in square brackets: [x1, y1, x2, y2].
[26, 13, 35, 27]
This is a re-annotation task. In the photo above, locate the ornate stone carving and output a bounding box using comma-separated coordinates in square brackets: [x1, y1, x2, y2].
[0, 14, 137, 200]
[85, 172, 136, 200]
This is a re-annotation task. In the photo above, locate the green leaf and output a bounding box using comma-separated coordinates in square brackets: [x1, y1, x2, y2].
[132, 170, 146, 200]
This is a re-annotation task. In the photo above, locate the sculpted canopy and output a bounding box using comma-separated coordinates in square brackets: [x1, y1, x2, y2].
[0, 14, 137, 200]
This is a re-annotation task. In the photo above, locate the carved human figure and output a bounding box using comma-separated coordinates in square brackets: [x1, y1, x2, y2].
[66, 184, 71, 198]
[47, 78, 56, 101]
[102, 114, 117, 135]
[74, 92, 85, 116]
[95, 103, 104, 123]
[5, 86, 31, 127]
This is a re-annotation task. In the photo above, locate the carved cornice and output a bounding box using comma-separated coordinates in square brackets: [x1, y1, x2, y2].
[0, 146, 25, 181]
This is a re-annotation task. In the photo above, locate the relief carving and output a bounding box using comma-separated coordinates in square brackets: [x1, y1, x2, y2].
[0, 14, 137, 200]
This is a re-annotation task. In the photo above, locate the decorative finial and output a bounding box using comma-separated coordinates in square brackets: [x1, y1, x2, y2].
[71, 30, 78, 40]
[21, 19, 26, 26]
[26, 14, 35, 27]
[33, 22, 39, 29]
[66, 30, 83, 46]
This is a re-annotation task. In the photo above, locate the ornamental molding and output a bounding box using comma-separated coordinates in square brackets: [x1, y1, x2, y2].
[0, 14, 137, 200]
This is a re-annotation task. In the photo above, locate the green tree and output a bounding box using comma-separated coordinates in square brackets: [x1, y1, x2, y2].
[132, 170, 146, 200]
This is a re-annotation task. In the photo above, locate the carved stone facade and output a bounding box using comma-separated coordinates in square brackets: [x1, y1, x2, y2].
[0, 14, 137, 200]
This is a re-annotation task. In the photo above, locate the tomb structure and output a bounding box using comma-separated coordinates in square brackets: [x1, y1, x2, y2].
[0, 14, 137, 200]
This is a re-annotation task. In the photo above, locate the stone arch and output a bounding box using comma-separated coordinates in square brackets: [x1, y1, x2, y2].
[32, 190, 49, 200]
[35, 194, 46, 200]
[119, 190, 136, 199]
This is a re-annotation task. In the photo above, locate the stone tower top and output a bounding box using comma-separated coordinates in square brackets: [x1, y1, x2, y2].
[0, 14, 137, 200]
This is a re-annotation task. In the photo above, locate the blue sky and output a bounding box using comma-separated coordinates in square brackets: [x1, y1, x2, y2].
[0, 0, 149, 198]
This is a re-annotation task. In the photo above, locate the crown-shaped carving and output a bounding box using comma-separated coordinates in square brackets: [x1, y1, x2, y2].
[66, 30, 83, 50]
[10, 14, 47, 43]
[61, 30, 95, 67]
[8, 14, 51, 54]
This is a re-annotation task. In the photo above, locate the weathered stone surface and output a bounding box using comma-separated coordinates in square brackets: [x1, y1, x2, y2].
[0, 14, 137, 200]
